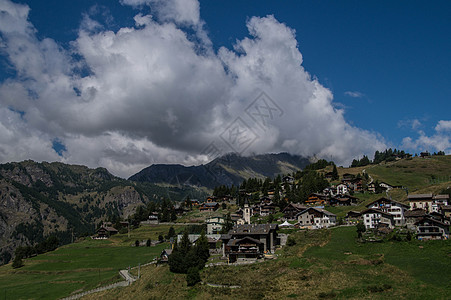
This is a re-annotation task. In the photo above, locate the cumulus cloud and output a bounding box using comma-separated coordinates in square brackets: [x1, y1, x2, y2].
[0, 0, 388, 177]
[435, 120, 451, 132]
[402, 121, 451, 154]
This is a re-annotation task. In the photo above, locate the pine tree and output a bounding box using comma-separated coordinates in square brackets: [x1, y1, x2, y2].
[332, 164, 339, 180]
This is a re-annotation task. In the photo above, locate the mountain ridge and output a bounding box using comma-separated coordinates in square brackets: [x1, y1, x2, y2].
[128, 152, 311, 188]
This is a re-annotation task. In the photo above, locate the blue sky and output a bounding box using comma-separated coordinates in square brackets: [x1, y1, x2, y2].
[0, 0, 450, 177]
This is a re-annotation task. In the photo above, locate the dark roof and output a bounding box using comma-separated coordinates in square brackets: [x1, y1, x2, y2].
[408, 194, 433, 200]
[282, 203, 307, 212]
[415, 217, 449, 227]
[366, 198, 409, 209]
[227, 236, 263, 246]
[229, 224, 278, 235]
[404, 209, 427, 218]
[433, 194, 450, 200]
[296, 207, 336, 217]
[202, 202, 219, 207]
[97, 226, 118, 233]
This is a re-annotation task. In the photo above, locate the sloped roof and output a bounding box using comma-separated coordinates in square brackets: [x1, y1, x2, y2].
[366, 197, 409, 209]
[229, 224, 278, 235]
[408, 194, 433, 200]
[296, 207, 336, 218]
[404, 209, 427, 218]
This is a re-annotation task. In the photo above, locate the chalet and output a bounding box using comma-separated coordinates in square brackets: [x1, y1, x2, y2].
[148, 213, 159, 224]
[345, 211, 362, 224]
[223, 237, 265, 262]
[439, 205, 451, 218]
[257, 202, 276, 216]
[189, 199, 200, 207]
[350, 178, 363, 192]
[407, 194, 448, 213]
[199, 202, 219, 212]
[346, 210, 362, 219]
[432, 194, 449, 212]
[420, 151, 430, 158]
[206, 216, 225, 234]
[366, 198, 409, 226]
[305, 193, 328, 206]
[329, 195, 359, 206]
[206, 196, 218, 203]
[379, 182, 394, 191]
[283, 176, 295, 184]
[415, 217, 449, 240]
[160, 248, 173, 263]
[295, 207, 336, 229]
[404, 209, 427, 230]
[282, 203, 308, 220]
[360, 208, 395, 229]
[367, 182, 376, 193]
[221, 224, 279, 262]
[342, 173, 355, 181]
[96, 226, 118, 239]
[336, 183, 348, 195]
[324, 172, 334, 180]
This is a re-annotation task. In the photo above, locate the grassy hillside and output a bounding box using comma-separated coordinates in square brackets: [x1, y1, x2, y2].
[80, 226, 451, 300]
[0, 225, 186, 300]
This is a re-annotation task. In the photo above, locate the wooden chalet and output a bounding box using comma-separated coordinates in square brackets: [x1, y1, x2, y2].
[282, 203, 308, 220]
[96, 226, 118, 238]
[415, 217, 449, 240]
[305, 193, 328, 206]
[199, 202, 219, 212]
[221, 224, 279, 262]
[329, 195, 359, 206]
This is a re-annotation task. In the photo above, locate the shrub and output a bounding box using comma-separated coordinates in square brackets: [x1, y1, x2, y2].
[287, 236, 296, 246]
[146, 239, 151, 247]
[12, 257, 24, 269]
[135, 240, 140, 247]
[186, 267, 201, 286]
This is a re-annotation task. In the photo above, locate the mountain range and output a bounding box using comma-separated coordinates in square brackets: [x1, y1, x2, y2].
[129, 152, 310, 188]
[0, 152, 310, 264]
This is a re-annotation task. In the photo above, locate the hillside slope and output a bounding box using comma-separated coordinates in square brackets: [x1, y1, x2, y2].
[0, 161, 206, 265]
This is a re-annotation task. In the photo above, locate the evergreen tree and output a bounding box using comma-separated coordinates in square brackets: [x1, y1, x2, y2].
[331, 164, 339, 180]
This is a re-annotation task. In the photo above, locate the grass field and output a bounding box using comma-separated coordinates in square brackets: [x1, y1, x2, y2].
[78, 226, 451, 299]
[366, 155, 451, 191]
[0, 228, 173, 300]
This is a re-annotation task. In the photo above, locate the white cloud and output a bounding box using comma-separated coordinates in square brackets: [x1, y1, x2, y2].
[0, 0, 387, 178]
[401, 121, 451, 154]
[398, 118, 422, 130]
[344, 91, 364, 98]
[435, 120, 451, 132]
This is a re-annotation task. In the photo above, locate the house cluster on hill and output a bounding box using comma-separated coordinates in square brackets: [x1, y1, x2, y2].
[347, 194, 450, 240]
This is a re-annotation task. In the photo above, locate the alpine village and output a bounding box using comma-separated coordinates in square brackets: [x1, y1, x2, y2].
[0, 150, 450, 299]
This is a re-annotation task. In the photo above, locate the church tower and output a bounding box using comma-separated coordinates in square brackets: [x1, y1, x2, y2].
[244, 200, 251, 224]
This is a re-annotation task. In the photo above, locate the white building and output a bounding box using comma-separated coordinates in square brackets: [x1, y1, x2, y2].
[206, 216, 225, 234]
[336, 184, 348, 195]
[366, 198, 409, 226]
[360, 208, 395, 229]
[295, 207, 336, 229]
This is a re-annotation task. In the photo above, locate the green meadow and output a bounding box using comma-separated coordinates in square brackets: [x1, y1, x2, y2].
[0, 227, 174, 300]
[78, 226, 451, 300]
